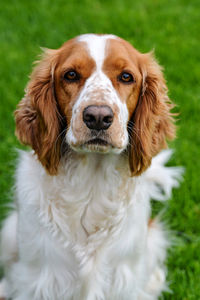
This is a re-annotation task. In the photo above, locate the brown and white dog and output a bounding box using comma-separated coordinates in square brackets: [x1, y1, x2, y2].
[0, 34, 182, 300]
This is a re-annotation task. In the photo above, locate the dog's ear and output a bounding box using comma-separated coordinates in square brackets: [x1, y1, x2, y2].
[15, 49, 63, 175]
[129, 52, 175, 176]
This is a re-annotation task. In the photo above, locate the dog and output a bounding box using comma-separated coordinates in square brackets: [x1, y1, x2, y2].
[0, 34, 182, 300]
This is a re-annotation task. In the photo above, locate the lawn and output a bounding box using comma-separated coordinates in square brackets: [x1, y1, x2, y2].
[0, 0, 200, 298]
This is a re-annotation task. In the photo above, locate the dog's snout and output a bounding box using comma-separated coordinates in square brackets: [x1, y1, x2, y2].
[83, 105, 114, 130]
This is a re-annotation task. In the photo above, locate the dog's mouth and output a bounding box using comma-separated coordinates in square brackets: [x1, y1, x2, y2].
[84, 138, 110, 153]
[86, 138, 108, 146]
[69, 136, 124, 155]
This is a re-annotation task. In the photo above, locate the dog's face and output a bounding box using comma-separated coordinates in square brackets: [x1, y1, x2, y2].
[54, 35, 142, 155]
[15, 34, 175, 175]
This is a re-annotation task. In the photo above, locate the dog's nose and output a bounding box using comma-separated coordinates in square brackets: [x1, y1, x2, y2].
[83, 105, 114, 130]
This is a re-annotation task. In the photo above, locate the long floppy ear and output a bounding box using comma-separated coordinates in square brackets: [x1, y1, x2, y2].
[15, 49, 63, 175]
[129, 52, 175, 176]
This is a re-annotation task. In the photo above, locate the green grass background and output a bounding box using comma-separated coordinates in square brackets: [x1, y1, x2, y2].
[0, 0, 200, 298]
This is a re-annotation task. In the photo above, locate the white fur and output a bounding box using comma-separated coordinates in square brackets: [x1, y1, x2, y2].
[0, 150, 183, 300]
[77, 34, 117, 70]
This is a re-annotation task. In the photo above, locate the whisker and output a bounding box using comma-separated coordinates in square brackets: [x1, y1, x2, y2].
[60, 138, 70, 157]
[53, 128, 68, 153]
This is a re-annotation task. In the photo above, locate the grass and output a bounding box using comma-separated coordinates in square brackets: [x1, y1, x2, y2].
[0, 0, 200, 298]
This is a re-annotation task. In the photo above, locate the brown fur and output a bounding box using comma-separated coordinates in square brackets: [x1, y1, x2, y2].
[128, 52, 175, 176]
[15, 49, 63, 175]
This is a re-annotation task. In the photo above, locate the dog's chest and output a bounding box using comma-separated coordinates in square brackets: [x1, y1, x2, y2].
[17, 152, 148, 260]
[15, 151, 155, 299]
[42, 156, 133, 246]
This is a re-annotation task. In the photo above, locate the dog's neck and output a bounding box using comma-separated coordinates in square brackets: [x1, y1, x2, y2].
[60, 150, 130, 184]
[44, 151, 135, 240]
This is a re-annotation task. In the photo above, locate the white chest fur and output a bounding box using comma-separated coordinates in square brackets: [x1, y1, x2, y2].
[1, 150, 182, 300]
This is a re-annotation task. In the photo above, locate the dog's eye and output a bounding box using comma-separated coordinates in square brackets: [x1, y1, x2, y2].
[118, 72, 134, 84]
[64, 70, 80, 82]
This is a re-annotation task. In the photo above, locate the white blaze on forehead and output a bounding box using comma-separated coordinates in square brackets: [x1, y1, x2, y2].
[77, 34, 117, 70]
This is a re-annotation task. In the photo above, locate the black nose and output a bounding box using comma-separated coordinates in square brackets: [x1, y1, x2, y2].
[83, 105, 114, 130]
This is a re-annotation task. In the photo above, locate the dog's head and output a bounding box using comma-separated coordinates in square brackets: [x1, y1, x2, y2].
[15, 34, 175, 175]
